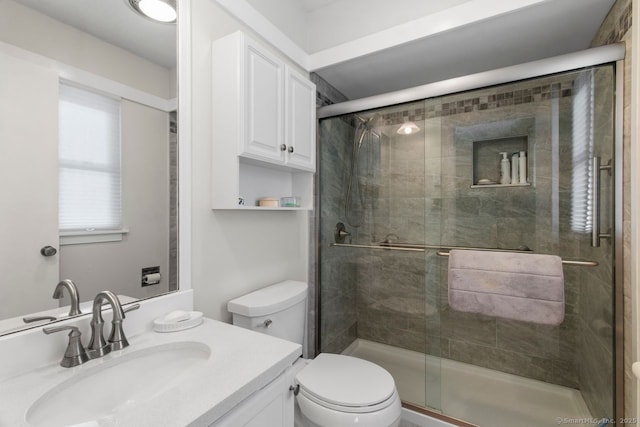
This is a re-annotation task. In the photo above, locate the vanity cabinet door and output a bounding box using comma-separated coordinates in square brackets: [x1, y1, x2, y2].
[241, 39, 284, 164]
[0, 52, 60, 318]
[284, 65, 316, 172]
[209, 364, 295, 427]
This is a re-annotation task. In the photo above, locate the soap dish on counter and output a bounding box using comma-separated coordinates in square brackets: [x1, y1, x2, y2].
[153, 310, 203, 333]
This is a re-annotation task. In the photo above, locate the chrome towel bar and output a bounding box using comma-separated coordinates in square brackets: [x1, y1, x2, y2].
[436, 251, 598, 267]
[329, 243, 598, 266]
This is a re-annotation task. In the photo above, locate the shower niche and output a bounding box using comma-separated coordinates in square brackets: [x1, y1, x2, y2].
[471, 136, 531, 188]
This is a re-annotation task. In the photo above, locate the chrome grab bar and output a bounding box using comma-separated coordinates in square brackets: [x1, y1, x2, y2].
[330, 242, 532, 253]
[330, 242, 425, 252]
[592, 156, 613, 247]
[329, 243, 598, 266]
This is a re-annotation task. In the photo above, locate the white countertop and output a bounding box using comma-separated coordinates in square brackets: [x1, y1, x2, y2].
[0, 318, 301, 427]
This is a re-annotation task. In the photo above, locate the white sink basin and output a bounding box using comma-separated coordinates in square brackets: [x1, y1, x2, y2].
[26, 341, 211, 427]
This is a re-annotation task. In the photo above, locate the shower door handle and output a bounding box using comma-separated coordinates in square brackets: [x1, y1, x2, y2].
[591, 156, 612, 247]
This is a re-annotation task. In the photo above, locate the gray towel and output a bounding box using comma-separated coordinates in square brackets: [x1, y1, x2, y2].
[448, 249, 564, 325]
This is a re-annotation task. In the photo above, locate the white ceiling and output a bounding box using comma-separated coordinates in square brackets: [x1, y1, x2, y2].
[298, 0, 339, 12]
[16, 0, 176, 69]
[312, 0, 616, 99]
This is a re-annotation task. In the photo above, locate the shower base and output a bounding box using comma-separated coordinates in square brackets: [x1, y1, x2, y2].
[343, 339, 593, 427]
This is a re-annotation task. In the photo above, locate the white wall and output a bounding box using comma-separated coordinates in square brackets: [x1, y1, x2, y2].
[190, 0, 309, 322]
[245, 0, 309, 51]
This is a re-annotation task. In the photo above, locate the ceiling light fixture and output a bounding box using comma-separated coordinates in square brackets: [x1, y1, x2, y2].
[397, 121, 420, 135]
[129, 0, 177, 23]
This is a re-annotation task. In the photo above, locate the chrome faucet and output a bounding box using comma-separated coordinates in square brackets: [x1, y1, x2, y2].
[42, 292, 140, 368]
[87, 291, 125, 359]
[53, 279, 82, 316]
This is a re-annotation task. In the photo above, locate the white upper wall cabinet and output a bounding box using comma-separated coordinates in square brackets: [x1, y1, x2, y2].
[211, 31, 315, 210]
[243, 40, 284, 163]
[284, 65, 316, 170]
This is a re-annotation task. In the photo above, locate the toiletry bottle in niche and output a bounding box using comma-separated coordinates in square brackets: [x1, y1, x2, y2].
[519, 151, 527, 184]
[511, 152, 519, 184]
[499, 152, 511, 184]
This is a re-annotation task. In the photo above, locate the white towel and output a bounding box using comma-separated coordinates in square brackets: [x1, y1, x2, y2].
[448, 249, 564, 325]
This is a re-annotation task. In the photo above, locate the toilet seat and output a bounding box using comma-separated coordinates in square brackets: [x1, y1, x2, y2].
[296, 353, 397, 413]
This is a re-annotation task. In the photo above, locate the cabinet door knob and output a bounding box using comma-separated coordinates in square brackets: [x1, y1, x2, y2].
[288, 146, 294, 153]
[280, 144, 287, 151]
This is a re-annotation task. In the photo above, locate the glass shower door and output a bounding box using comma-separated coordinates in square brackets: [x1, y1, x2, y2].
[434, 65, 616, 426]
[317, 103, 442, 411]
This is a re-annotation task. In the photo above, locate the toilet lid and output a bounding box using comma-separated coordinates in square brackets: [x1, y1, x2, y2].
[296, 353, 396, 408]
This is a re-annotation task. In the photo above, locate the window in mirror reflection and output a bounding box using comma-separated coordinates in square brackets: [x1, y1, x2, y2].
[59, 83, 122, 236]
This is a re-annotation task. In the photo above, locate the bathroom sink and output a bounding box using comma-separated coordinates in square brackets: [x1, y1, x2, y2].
[26, 341, 211, 427]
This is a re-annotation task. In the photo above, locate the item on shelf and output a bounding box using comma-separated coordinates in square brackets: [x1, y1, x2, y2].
[511, 152, 519, 184]
[519, 151, 527, 184]
[477, 179, 496, 185]
[280, 196, 301, 208]
[258, 197, 279, 207]
[499, 152, 511, 185]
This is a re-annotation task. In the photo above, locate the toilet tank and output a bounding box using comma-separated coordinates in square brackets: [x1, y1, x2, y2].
[227, 280, 308, 345]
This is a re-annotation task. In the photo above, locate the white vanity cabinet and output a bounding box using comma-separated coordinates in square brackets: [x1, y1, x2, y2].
[209, 363, 298, 427]
[212, 31, 315, 210]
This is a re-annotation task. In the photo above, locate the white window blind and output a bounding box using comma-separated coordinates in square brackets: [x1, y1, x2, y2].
[570, 69, 595, 233]
[59, 83, 122, 232]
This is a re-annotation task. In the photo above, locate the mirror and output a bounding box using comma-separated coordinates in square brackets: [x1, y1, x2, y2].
[0, 0, 178, 335]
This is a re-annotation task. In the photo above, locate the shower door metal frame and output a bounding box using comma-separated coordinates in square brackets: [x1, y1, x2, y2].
[316, 47, 626, 420]
[614, 58, 624, 421]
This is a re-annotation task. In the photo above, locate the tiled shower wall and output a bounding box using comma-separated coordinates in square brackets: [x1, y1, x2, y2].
[317, 115, 360, 354]
[313, 73, 358, 354]
[169, 111, 178, 291]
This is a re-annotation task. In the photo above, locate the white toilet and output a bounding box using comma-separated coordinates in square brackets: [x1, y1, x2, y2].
[227, 280, 402, 427]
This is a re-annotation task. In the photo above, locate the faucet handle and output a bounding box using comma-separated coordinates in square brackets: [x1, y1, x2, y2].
[43, 325, 89, 368]
[108, 304, 140, 351]
[23, 315, 57, 324]
[123, 303, 140, 314]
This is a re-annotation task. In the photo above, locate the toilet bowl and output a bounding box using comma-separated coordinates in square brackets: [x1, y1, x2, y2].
[294, 354, 401, 427]
[227, 281, 401, 427]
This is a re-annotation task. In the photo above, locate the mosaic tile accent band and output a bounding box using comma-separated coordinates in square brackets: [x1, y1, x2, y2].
[379, 80, 574, 126]
[602, 1, 632, 45]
